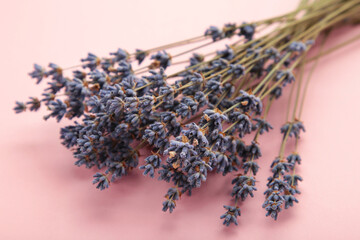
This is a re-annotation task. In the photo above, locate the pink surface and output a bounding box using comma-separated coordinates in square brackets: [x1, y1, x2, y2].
[1, 0, 360, 239]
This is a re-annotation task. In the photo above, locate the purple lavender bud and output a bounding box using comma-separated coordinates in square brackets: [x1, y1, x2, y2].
[72, 70, 87, 80]
[189, 53, 204, 67]
[124, 97, 140, 110]
[194, 91, 208, 108]
[162, 188, 180, 213]
[76, 134, 93, 153]
[87, 96, 103, 113]
[288, 41, 307, 53]
[29, 64, 46, 84]
[13, 101, 26, 113]
[217, 45, 235, 60]
[135, 49, 148, 65]
[246, 47, 262, 58]
[293, 121, 305, 135]
[60, 122, 82, 148]
[275, 70, 295, 86]
[271, 157, 292, 177]
[227, 138, 246, 156]
[88, 69, 107, 86]
[205, 26, 223, 41]
[288, 187, 301, 195]
[176, 97, 198, 119]
[144, 68, 166, 89]
[140, 154, 161, 178]
[270, 86, 282, 99]
[161, 111, 182, 137]
[45, 80, 67, 95]
[228, 112, 252, 137]
[239, 23, 256, 40]
[242, 161, 259, 175]
[121, 75, 137, 90]
[124, 112, 140, 127]
[26, 97, 41, 111]
[234, 90, 262, 115]
[223, 82, 235, 98]
[158, 164, 173, 182]
[67, 78, 90, 99]
[143, 122, 167, 149]
[223, 23, 237, 38]
[283, 193, 299, 209]
[210, 58, 228, 70]
[74, 151, 96, 169]
[41, 93, 55, 103]
[100, 58, 114, 72]
[281, 121, 305, 139]
[115, 60, 133, 77]
[164, 139, 196, 168]
[232, 183, 257, 201]
[284, 174, 303, 186]
[162, 199, 176, 213]
[264, 47, 280, 62]
[280, 122, 292, 138]
[186, 158, 212, 188]
[214, 152, 230, 173]
[182, 73, 204, 96]
[228, 64, 245, 78]
[106, 162, 127, 182]
[109, 48, 128, 62]
[92, 173, 110, 190]
[44, 99, 67, 122]
[107, 97, 125, 117]
[287, 153, 301, 165]
[245, 141, 261, 160]
[139, 95, 156, 111]
[81, 53, 100, 71]
[220, 205, 241, 226]
[252, 118, 273, 134]
[232, 175, 254, 186]
[134, 78, 150, 96]
[200, 109, 228, 131]
[198, 147, 216, 163]
[268, 178, 289, 192]
[151, 51, 171, 69]
[250, 59, 265, 77]
[182, 123, 208, 147]
[46, 63, 63, 82]
[159, 85, 175, 105]
[264, 200, 282, 220]
[190, 72, 203, 84]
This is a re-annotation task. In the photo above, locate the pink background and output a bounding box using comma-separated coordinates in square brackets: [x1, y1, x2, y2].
[1, 0, 360, 239]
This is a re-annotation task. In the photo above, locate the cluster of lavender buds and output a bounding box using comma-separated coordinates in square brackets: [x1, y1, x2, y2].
[14, 0, 360, 225]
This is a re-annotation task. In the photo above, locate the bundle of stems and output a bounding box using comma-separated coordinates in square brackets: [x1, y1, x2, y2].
[14, 0, 360, 225]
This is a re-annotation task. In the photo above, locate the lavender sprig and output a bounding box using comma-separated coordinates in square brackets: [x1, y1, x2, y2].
[14, 0, 360, 226]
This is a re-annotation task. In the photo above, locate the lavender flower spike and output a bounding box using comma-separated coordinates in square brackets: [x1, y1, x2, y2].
[220, 205, 241, 226]
[92, 173, 110, 190]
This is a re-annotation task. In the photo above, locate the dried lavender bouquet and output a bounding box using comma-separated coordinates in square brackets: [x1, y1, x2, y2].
[14, 0, 360, 225]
